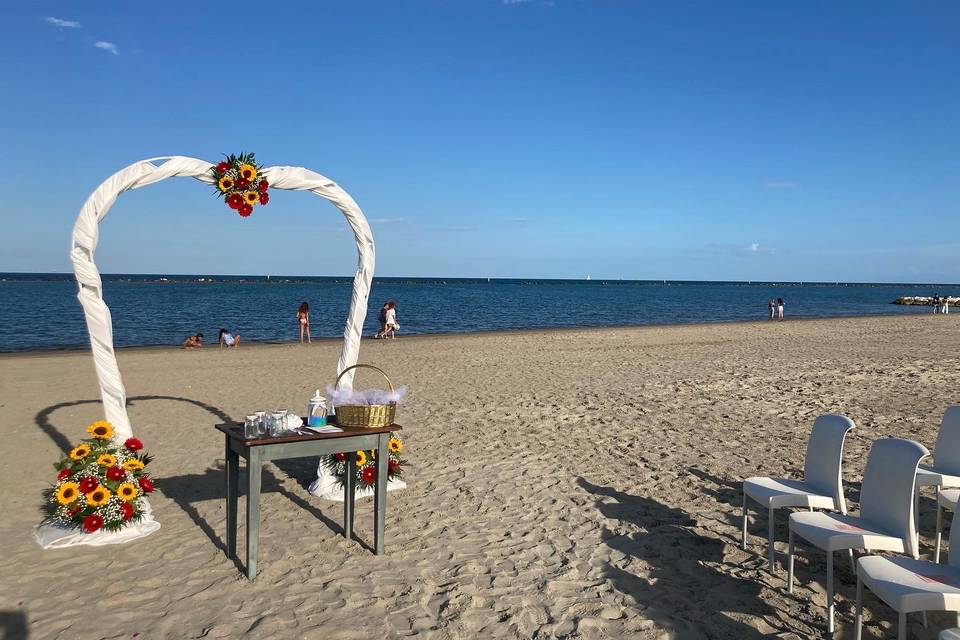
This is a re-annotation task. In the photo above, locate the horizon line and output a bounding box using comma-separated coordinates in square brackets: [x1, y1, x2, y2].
[1, 270, 958, 288]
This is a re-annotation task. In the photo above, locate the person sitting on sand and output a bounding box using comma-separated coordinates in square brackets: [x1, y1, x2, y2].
[218, 328, 240, 349]
[183, 333, 203, 349]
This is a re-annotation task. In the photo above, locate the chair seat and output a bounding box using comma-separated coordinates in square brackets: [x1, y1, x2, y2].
[743, 477, 837, 510]
[859, 554, 960, 613]
[917, 465, 960, 489]
[940, 628, 960, 640]
[941, 489, 960, 510]
[789, 512, 905, 552]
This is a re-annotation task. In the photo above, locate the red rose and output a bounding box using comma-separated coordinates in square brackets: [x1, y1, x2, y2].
[82, 514, 104, 533]
[388, 459, 399, 474]
[335, 452, 346, 462]
[227, 193, 243, 210]
[106, 466, 125, 481]
[258, 180, 269, 193]
[124, 438, 143, 452]
[120, 502, 134, 521]
[236, 177, 251, 190]
[138, 476, 155, 493]
[258, 192, 269, 206]
[238, 204, 253, 217]
[57, 468, 73, 480]
[216, 161, 230, 173]
[361, 466, 376, 485]
[79, 476, 99, 494]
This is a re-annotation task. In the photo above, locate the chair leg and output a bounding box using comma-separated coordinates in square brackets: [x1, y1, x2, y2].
[936, 503, 944, 564]
[921, 610, 928, 628]
[826, 551, 834, 634]
[848, 548, 855, 575]
[854, 575, 863, 640]
[898, 610, 906, 640]
[741, 494, 748, 550]
[787, 528, 795, 594]
[768, 506, 776, 573]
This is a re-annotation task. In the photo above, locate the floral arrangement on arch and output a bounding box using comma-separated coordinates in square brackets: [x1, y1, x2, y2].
[210, 152, 269, 217]
[320, 433, 405, 490]
[41, 421, 156, 534]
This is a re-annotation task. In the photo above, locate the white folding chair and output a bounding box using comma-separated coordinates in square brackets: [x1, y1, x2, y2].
[916, 407, 960, 490]
[941, 629, 960, 639]
[788, 438, 929, 634]
[742, 414, 856, 573]
[855, 503, 960, 640]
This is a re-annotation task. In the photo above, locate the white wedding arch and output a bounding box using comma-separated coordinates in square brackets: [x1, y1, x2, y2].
[36, 156, 376, 548]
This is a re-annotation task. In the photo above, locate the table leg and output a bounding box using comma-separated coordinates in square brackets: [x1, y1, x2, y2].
[374, 433, 388, 555]
[344, 451, 355, 540]
[246, 446, 263, 580]
[225, 436, 239, 559]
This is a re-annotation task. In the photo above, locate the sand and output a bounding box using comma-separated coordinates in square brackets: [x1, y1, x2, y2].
[2, 314, 960, 639]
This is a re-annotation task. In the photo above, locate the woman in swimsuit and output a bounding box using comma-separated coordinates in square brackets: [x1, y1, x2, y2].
[297, 301, 311, 344]
[218, 328, 240, 349]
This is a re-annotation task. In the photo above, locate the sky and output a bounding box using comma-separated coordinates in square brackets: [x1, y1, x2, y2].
[0, 1, 958, 283]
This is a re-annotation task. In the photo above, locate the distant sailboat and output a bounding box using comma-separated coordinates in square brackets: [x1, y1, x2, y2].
[586, 275, 591, 281]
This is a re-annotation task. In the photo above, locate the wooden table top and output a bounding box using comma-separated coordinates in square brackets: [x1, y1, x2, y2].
[216, 418, 401, 447]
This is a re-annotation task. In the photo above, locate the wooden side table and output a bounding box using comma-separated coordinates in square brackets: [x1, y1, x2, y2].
[216, 421, 402, 580]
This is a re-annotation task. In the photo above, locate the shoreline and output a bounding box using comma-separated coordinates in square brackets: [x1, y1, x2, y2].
[0, 310, 941, 358]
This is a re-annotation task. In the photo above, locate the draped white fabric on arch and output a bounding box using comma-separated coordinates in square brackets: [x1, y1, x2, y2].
[35, 156, 376, 549]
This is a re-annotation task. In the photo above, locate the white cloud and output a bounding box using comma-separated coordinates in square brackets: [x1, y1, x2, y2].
[94, 41, 119, 55]
[764, 180, 798, 189]
[45, 17, 82, 28]
[749, 243, 761, 252]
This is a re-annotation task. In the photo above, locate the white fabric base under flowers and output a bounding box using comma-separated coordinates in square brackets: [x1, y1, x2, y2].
[33, 501, 160, 549]
[308, 465, 406, 501]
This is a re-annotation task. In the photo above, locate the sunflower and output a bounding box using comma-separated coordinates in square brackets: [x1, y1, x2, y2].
[85, 487, 111, 507]
[243, 190, 259, 205]
[69, 444, 91, 460]
[239, 163, 257, 181]
[97, 454, 117, 467]
[218, 176, 234, 192]
[86, 421, 113, 439]
[56, 482, 80, 505]
[116, 482, 139, 502]
[123, 458, 145, 471]
[388, 438, 403, 453]
[354, 450, 367, 467]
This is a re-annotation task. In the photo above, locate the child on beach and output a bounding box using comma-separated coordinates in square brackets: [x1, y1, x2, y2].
[183, 333, 203, 349]
[218, 328, 240, 349]
[297, 302, 311, 344]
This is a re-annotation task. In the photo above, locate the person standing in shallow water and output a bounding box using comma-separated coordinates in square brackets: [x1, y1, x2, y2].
[297, 302, 311, 344]
[776, 298, 785, 320]
[768, 300, 775, 320]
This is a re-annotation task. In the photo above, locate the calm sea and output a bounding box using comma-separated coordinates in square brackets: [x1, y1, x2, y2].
[0, 273, 953, 352]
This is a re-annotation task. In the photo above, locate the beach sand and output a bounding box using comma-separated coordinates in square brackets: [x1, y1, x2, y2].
[2, 314, 960, 639]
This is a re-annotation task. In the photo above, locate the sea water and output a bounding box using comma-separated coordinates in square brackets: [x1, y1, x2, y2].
[0, 273, 953, 352]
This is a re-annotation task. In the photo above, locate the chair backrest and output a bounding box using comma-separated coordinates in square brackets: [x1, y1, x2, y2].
[859, 438, 930, 558]
[932, 406, 960, 475]
[803, 414, 857, 510]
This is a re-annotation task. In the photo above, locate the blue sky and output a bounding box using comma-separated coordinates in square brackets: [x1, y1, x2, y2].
[1, 1, 958, 282]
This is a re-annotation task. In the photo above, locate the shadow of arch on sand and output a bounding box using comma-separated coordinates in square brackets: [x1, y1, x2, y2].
[34, 394, 233, 454]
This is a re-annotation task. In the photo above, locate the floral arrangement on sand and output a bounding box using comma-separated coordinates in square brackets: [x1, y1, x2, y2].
[41, 421, 156, 534]
[210, 152, 269, 217]
[320, 433, 406, 490]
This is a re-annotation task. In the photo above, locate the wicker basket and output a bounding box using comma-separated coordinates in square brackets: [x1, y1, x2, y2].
[333, 364, 397, 428]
